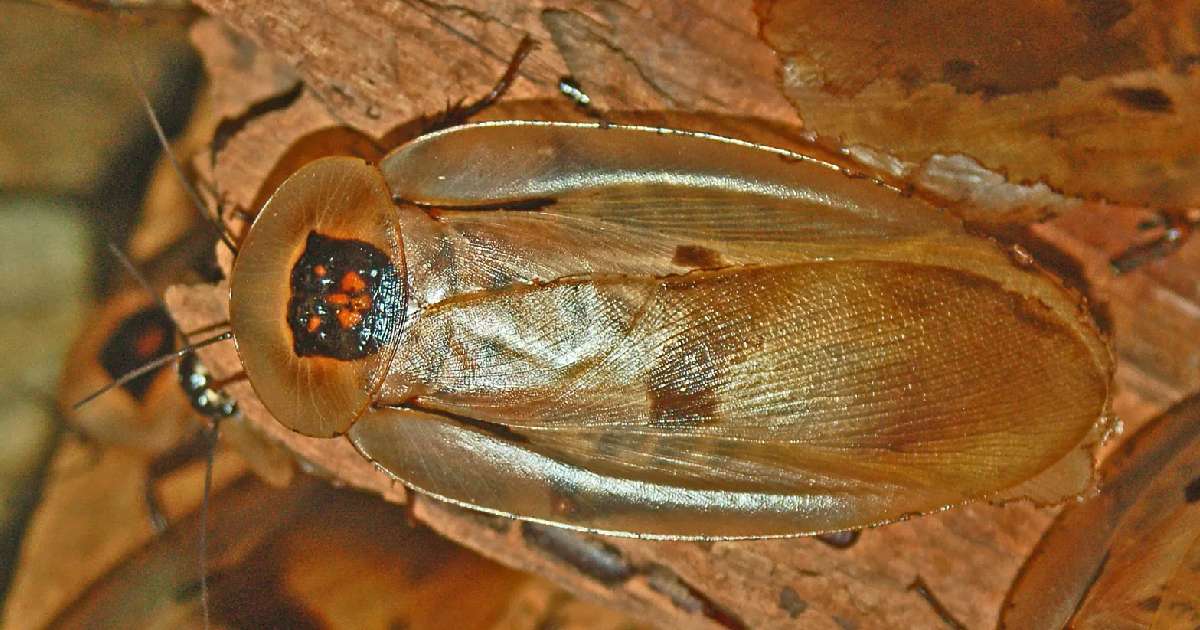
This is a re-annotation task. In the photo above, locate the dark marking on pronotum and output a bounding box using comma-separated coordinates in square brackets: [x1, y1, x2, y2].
[1107, 86, 1174, 113]
[644, 564, 747, 630]
[815, 530, 861, 549]
[287, 231, 402, 360]
[672, 244, 726, 269]
[778, 586, 808, 618]
[909, 575, 967, 630]
[1139, 595, 1162, 612]
[520, 523, 633, 586]
[1184, 475, 1200, 503]
[98, 306, 177, 400]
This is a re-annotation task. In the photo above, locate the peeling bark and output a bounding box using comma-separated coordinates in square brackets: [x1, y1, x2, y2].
[172, 3, 1200, 628]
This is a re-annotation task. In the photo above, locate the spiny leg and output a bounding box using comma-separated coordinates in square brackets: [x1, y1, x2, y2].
[425, 35, 537, 132]
[1111, 207, 1200, 273]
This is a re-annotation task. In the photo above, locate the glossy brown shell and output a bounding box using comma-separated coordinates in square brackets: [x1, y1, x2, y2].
[230, 122, 1112, 537]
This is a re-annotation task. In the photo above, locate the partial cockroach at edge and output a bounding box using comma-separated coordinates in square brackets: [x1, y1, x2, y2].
[148, 39, 1108, 540]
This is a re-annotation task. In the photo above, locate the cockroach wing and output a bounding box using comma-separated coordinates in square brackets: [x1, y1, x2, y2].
[380, 122, 1101, 333]
[231, 158, 406, 437]
[352, 260, 1110, 537]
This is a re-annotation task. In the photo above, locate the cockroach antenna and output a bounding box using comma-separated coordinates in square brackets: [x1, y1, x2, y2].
[106, 241, 170, 314]
[119, 21, 239, 257]
[115, 17, 242, 628]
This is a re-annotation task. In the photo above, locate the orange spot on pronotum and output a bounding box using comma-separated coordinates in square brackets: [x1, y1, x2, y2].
[134, 327, 167, 359]
[340, 271, 367, 293]
[327, 293, 350, 306]
[351, 294, 371, 311]
[313, 264, 327, 277]
[306, 316, 322, 333]
[337, 309, 362, 329]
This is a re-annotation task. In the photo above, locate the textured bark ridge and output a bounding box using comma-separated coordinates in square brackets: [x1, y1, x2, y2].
[175, 3, 1200, 628]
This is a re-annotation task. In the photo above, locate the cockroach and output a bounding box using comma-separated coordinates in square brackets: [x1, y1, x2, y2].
[213, 46, 1114, 539]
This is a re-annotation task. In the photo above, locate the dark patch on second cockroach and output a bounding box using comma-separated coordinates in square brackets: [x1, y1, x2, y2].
[778, 586, 808, 618]
[908, 576, 967, 630]
[815, 530, 861, 549]
[211, 81, 305, 160]
[672, 244, 726, 269]
[648, 337, 721, 428]
[644, 564, 747, 630]
[1184, 475, 1200, 503]
[177, 564, 320, 630]
[98, 306, 177, 400]
[1139, 595, 1162, 611]
[521, 522, 633, 586]
[1108, 86, 1174, 113]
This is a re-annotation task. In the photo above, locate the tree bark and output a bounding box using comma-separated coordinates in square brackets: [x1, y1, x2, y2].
[173, 3, 1200, 628]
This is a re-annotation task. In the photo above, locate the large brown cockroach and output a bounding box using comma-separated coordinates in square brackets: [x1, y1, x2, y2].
[226, 118, 1113, 539]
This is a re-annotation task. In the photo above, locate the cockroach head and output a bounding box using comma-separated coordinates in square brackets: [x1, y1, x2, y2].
[230, 157, 406, 438]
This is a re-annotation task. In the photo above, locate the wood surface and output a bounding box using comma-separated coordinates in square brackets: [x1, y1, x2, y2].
[169, 3, 1200, 628]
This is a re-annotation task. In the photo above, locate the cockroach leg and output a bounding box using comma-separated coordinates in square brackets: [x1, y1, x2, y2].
[520, 523, 633, 585]
[1110, 207, 1199, 273]
[424, 34, 536, 132]
[557, 75, 610, 126]
[908, 575, 967, 630]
